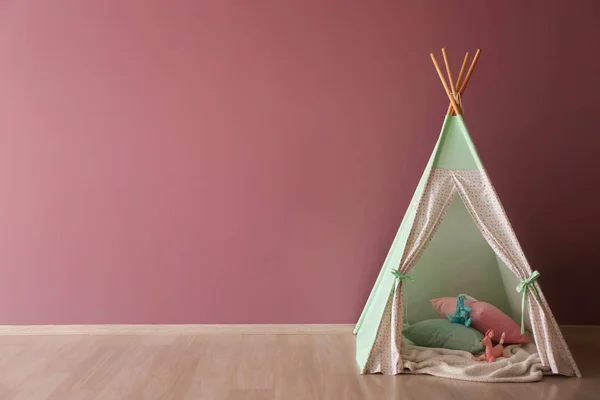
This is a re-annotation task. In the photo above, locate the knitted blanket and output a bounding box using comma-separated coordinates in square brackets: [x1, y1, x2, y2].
[401, 342, 551, 383]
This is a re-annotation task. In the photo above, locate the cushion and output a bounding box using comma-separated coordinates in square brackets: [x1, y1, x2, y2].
[403, 319, 485, 353]
[430, 297, 529, 344]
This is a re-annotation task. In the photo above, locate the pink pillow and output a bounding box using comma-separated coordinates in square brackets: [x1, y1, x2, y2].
[430, 297, 529, 344]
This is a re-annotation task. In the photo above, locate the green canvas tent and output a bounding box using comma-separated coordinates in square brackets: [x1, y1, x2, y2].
[353, 49, 580, 380]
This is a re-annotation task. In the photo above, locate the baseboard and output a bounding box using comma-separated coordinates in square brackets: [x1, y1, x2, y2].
[0, 324, 355, 335]
[559, 325, 600, 334]
[0, 324, 594, 336]
[560, 325, 600, 329]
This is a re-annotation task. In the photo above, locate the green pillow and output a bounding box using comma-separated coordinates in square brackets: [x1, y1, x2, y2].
[403, 319, 484, 353]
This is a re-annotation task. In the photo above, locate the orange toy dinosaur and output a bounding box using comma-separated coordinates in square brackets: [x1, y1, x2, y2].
[474, 329, 506, 362]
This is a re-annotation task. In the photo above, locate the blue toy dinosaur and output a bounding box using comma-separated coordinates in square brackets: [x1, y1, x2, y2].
[446, 294, 472, 327]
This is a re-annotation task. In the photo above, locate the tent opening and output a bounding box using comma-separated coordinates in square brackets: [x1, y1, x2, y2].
[404, 193, 528, 330]
[393, 193, 547, 380]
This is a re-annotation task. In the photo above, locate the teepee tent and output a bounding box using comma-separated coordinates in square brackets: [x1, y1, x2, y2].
[353, 49, 580, 379]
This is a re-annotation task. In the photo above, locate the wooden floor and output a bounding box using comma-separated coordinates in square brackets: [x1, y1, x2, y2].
[0, 326, 598, 399]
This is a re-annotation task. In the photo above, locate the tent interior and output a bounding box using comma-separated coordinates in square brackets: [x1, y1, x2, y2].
[397, 192, 545, 379]
[403, 193, 529, 331]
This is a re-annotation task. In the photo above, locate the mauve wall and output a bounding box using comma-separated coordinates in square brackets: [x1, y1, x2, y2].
[0, 1, 598, 325]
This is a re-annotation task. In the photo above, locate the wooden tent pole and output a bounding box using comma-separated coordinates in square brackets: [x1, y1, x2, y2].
[457, 48, 481, 94]
[456, 52, 470, 88]
[441, 48, 457, 100]
[430, 53, 463, 115]
[448, 52, 470, 115]
[447, 49, 481, 115]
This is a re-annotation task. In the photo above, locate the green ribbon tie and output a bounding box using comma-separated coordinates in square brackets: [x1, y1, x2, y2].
[391, 269, 414, 325]
[391, 269, 415, 282]
[516, 270, 541, 335]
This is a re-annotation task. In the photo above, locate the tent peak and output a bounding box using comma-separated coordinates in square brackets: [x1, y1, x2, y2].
[430, 48, 481, 116]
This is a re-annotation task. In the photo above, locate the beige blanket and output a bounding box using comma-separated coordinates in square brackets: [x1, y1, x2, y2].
[401, 342, 551, 383]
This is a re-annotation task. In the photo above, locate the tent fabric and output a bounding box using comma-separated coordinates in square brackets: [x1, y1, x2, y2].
[362, 168, 580, 377]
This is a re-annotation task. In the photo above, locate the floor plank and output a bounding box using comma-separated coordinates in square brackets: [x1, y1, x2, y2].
[233, 335, 276, 390]
[0, 326, 595, 400]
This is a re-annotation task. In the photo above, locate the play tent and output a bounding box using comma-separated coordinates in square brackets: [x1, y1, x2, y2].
[353, 49, 580, 380]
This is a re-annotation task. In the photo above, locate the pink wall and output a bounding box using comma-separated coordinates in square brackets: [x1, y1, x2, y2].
[0, 1, 598, 325]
